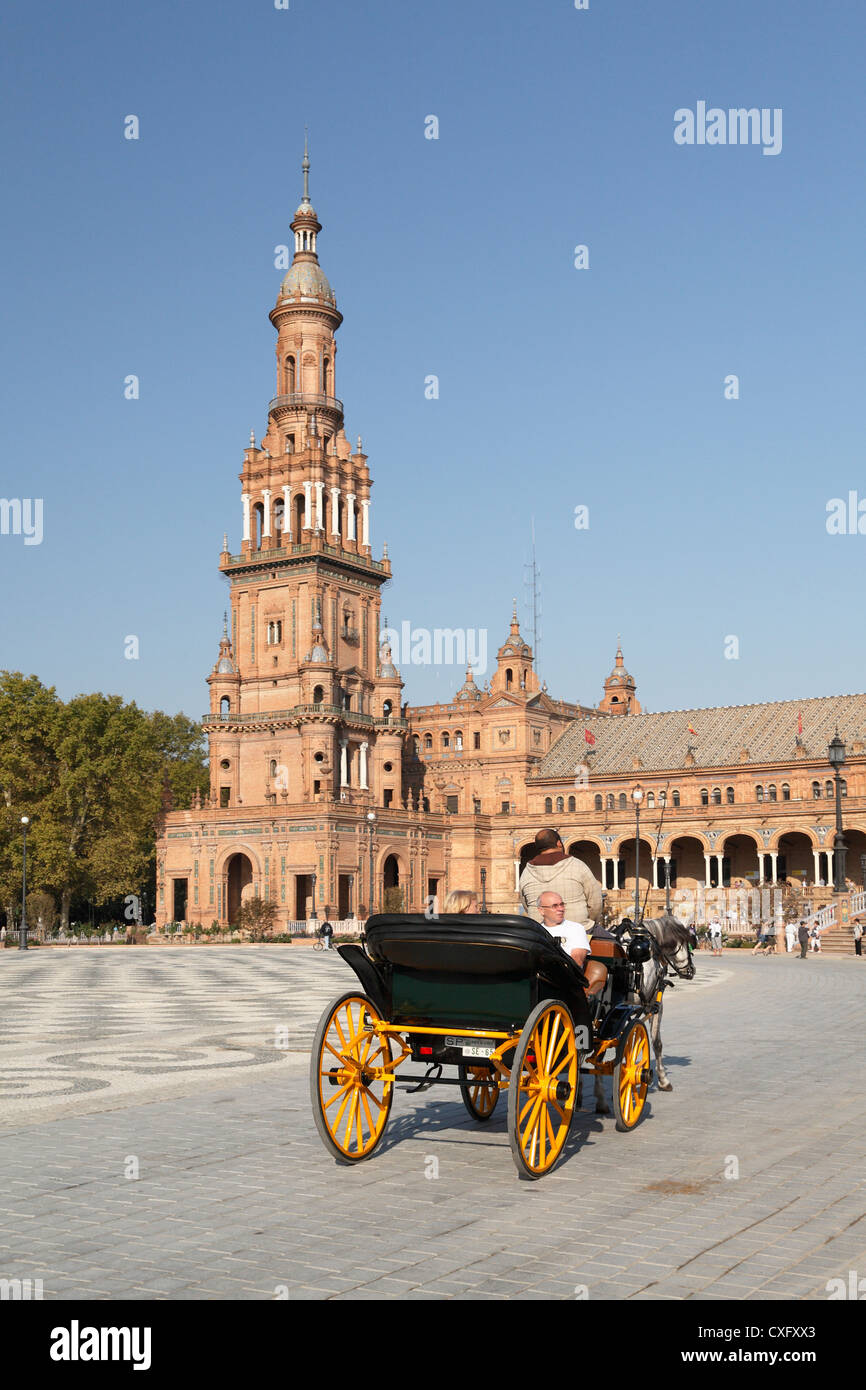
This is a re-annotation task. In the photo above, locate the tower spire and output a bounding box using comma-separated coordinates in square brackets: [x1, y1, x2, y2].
[302, 128, 310, 205]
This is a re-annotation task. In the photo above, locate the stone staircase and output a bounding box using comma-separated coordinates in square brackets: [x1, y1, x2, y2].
[801, 890, 864, 956]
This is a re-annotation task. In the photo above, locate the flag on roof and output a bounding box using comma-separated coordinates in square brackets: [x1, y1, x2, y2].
[798, 710, 803, 736]
[686, 723, 697, 736]
[584, 729, 596, 746]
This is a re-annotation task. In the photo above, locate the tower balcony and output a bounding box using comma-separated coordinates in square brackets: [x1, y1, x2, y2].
[268, 391, 343, 422]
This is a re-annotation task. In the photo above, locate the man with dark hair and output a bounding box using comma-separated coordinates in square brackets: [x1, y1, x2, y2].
[519, 828, 602, 928]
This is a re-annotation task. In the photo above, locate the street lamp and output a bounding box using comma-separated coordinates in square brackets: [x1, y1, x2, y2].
[19, 816, 30, 951]
[367, 811, 376, 916]
[309, 872, 318, 923]
[663, 857, 671, 913]
[828, 733, 847, 893]
[632, 785, 644, 923]
[480, 867, 487, 912]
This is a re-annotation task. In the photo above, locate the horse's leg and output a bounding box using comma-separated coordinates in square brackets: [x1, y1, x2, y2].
[652, 1001, 672, 1090]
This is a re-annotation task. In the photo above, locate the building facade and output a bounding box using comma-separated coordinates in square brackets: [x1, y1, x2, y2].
[155, 161, 866, 928]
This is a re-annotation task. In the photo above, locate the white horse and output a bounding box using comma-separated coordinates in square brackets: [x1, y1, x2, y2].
[593, 913, 695, 1114]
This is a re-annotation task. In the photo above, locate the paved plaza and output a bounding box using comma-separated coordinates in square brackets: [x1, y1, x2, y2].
[0, 944, 864, 1300]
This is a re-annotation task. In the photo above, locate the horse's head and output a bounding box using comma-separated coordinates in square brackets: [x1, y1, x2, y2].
[644, 913, 696, 979]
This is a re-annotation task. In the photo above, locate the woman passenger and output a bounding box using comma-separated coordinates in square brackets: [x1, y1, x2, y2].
[443, 890, 479, 914]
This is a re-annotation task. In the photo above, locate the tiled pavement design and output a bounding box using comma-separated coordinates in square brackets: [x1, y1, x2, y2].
[0, 946, 863, 1300]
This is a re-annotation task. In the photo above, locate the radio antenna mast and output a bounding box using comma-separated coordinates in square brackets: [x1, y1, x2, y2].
[523, 517, 542, 679]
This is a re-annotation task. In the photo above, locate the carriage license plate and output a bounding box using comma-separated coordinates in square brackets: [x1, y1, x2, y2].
[444, 1036, 494, 1058]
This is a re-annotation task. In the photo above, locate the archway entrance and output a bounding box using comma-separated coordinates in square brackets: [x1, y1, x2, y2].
[667, 836, 707, 891]
[775, 832, 814, 888]
[723, 834, 761, 888]
[617, 837, 655, 899]
[383, 854, 402, 912]
[226, 853, 253, 925]
[567, 839, 602, 884]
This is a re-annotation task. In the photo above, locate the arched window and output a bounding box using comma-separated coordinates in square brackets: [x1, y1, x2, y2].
[454, 730, 463, 750]
[726, 786, 735, 804]
[273, 497, 285, 536]
[755, 785, 764, 802]
[841, 778, 848, 797]
[712, 787, 721, 805]
[412, 736, 420, 756]
[252, 501, 264, 549]
[701, 788, 709, 806]
[383, 700, 393, 718]
[568, 796, 575, 812]
[825, 780, 834, 799]
[606, 794, 615, 810]
[594, 794, 603, 811]
[781, 783, 790, 800]
[647, 792, 655, 809]
[424, 733, 432, 750]
[312, 685, 324, 706]
[768, 784, 777, 802]
[659, 790, 666, 806]
[322, 356, 330, 393]
[556, 796, 564, 813]
[293, 492, 306, 536]
[285, 355, 296, 394]
[269, 759, 277, 778]
[505, 668, 513, 690]
[442, 732, 450, 750]
[812, 780, 821, 799]
[544, 797, 553, 813]
[672, 789, 680, 807]
[220, 696, 230, 717]
[618, 793, 627, 809]
[520, 669, 527, 690]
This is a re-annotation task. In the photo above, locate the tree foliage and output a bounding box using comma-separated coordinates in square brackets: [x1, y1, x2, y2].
[0, 672, 208, 929]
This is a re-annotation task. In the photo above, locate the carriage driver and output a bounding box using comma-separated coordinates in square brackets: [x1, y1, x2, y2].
[536, 892, 609, 997]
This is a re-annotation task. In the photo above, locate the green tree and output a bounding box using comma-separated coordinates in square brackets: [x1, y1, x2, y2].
[237, 897, 279, 941]
[0, 673, 59, 927]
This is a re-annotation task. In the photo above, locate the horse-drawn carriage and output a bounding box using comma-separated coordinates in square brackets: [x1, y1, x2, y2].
[310, 912, 691, 1179]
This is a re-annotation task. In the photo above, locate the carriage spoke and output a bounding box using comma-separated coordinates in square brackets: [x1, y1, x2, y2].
[545, 1015, 561, 1073]
[323, 1080, 353, 1110]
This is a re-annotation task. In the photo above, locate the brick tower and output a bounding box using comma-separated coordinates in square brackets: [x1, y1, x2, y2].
[156, 148, 445, 929]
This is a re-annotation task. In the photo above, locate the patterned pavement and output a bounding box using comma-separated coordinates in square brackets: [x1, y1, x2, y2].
[0, 945, 863, 1300]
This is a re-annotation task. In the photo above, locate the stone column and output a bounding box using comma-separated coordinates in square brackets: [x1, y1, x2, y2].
[314, 481, 325, 531]
[242, 493, 251, 542]
[756, 849, 764, 885]
[339, 739, 348, 787]
[359, 741, 369, 791]
[361, 499, 370, 547]
[704, 853, 712, 888]
[283, 485, 291, 540]
[716, 852, 725, 886]
[664, 855, 672, 891]
[813, 849, 821, 886]
[330, 487, 340, 536]
[599, 856, 608, 890]
[346, 493, 356, 541]
[303, 481, 312, 530]
[652, 858, 659, 889]
[770, 850, 778, 883]
[262, 489, 271, 538]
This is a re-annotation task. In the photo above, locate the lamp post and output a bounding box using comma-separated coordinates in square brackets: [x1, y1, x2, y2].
[632, 785, 644, 923]
[309, 872, 318, 924]
[480, 867, 487, 912]
[19, 816, 30, 950]
[663, 857, 671, 913]
[860, 854, 866, 896]
[828, 733, 847, 893]
[367, 811, 376, 916]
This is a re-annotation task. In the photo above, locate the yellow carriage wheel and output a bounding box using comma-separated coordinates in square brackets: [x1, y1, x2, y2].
[613, 1020, 651, 1132]
[458, 1064, 500, 1122]
[507, 1000, 579, 1180]
[310, 991, 394, 1163]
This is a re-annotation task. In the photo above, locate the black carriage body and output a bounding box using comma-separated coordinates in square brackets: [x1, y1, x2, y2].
[337, 913, 593, 1039]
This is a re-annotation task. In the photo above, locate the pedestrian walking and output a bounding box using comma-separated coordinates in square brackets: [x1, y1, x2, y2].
[785, 919, 797, 953]
[798, 921, 810, 958]
[810, 925, 821, 953]
[708, 915, 723, 955]
[854, 917, 863, 957]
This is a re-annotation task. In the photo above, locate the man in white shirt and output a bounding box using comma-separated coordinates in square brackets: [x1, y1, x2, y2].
[537, 891, 591, 967]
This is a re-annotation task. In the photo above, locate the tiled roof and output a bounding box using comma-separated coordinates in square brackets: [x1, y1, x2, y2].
[532, 693, 866, 780]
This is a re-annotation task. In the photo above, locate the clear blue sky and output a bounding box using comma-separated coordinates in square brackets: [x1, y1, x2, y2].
[2, 0, 865, 724]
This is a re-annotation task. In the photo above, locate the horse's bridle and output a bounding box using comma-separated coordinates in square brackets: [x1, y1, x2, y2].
[632, 923, 696, 981]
